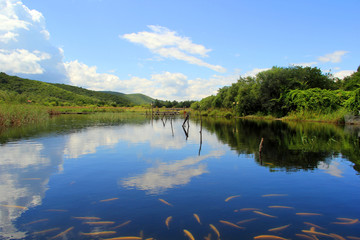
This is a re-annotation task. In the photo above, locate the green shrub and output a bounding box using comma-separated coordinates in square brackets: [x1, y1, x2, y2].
[344, 89, 360, 115]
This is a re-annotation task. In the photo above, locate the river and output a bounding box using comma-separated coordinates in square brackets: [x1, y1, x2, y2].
[0, 113, 359, 240]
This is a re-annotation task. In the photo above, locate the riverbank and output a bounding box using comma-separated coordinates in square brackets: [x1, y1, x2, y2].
[192, 108, 359, 125]
[1, 104, 358, 128]
[0, 104, 188, 128]
[0, 104, 49, 128]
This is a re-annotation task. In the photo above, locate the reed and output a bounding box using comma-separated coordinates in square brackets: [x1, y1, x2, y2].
[283, 108, 348, 124]
[0, 104, 49, 127]
[48, 106, 151, 113]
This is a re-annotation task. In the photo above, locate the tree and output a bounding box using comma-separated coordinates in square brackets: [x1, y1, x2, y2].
[235, 76, 260, 116]
[256, 66, 335, 116]
[342, 66, 360, 91]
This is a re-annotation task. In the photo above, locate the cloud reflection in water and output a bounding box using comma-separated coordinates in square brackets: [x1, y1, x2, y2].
[0, 142, 51, 239]
[121, 150, 225, 194]
[318, 160, 344, 177]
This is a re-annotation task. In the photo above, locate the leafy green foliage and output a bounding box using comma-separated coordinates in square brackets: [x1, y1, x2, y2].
[192, 65, 360, 118]
[197, 95, 216, 111]
[235, 77, 261, 116]
[344, 88, 360, 115]
[285, 88, 350, 112]
[152, 99, 195, 108]
[341, 66, 360, 91]
[255, 66, 335, 116]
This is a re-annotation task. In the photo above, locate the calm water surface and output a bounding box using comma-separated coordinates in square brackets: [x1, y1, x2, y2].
[0, 114, 360, 240]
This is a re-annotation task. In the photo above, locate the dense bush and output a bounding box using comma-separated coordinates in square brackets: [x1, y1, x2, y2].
[191, 65, 360, 118]
[344, 88, 360, 115]
[285, 88, 349, 113]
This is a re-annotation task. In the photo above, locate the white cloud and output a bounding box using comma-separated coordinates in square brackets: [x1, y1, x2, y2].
[333, 70, 354, 79]
[0, 49, 50, 74]
[65, 60, 241, 100]
[122, 25, 226, 73]
[0, 0, 68, 82]
[40, 29, 50, 40]
[0, 31, 18, 43]
[0, 9, 30, 32]
[151, 72, 187, 88]
[317, 50, 348, 63]
[25, 7, 43, 23]
[187, 73, 239, 100]
[291, 62, 318, 67]
[66, 61, 178, 99]
[65, 60, 183, 100]
[243, 68, 271, 77]
[124, 25, 210, 56]
[64, 60, 121, 89]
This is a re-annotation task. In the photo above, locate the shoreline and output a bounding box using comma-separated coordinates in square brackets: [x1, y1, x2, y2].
[1, 104, 360, 128]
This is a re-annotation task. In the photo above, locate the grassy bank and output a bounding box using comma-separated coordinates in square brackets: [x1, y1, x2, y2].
[48, 105, 148, 114]
[0, 104, 188, 128]
[0, 104, 50, 127]
[191, 107, 351, 124]
[47, 105, 188, 114]
[0, 102, 353, 129]
[282, 108, 348, 124]
[192, 109, 233, 118]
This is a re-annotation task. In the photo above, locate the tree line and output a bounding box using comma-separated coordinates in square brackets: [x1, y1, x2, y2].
[191, 65, 360, 117]
[152, 99, 196, 108]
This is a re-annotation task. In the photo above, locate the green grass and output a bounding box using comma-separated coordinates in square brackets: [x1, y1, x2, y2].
[0, 104, 49, 127]
[191, 109, 234, 118]
[48, 106, 154, 113]
[282, 108, 348, 124]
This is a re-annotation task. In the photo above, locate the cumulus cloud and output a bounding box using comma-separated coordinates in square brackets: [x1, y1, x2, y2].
[317, 50, 348, 63]
[0, 49, 50, 74]
[333, 70, 354, 79]
[64, 60, 121, 89]
[0, 31, 18, 43]
[186, 73, 240, 100]
[0, 0, 68, 83]
[65, 60, 185, 99]
[65, 60, 239, 101]
[122, 25, 226, 73]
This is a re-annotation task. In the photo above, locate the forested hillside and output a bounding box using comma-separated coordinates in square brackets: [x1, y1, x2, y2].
[191, 66, 360, 118]
[101, 91, 154, 105]
[0, 72, 152, 107]
[52, 83, 131, 106]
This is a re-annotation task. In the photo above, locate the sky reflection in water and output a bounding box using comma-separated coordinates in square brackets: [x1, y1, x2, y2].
[0, 116, 359, 240]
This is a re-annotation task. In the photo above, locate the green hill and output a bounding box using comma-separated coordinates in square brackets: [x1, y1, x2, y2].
[52, 84, 131, 106]
[0, 72, 153, 107]
[102, 91, 154, 105]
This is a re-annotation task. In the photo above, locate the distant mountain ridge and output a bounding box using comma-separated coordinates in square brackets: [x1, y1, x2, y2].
[101, 91, 154, 105]
[0, 72, 154, 106]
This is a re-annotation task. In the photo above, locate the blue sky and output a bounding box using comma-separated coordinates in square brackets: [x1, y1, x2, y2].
[1, 0, 359, 100]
